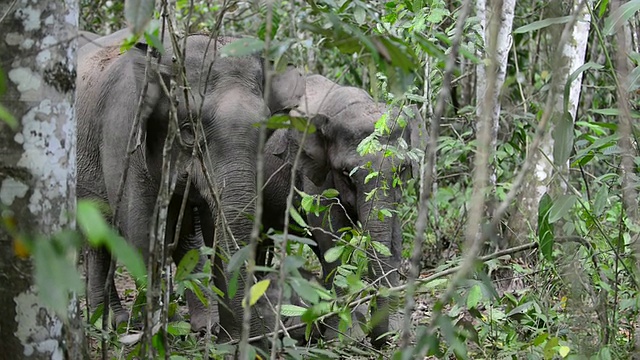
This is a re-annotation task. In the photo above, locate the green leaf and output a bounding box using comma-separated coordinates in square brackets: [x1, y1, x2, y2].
[589, 108, 619, 116]
[321, 188, 339, 198]
[108, 234, 147, 284]
[175, 249, 199, 282]
[167, 321, 191, 336]
[228, 245, 251, 273]
[143, 31, 165, 55]
[558, 345, 571, 358]
[77, 200, 111, 246]
[548, 194, 577, 223]
[290, 116, 316, 133]
[604, 0, 640, 35]
[466, 284, 483, 309]
[364, 171, 379, 184]
[513, 16, 572, 34]
[537, 193, 554, 261]
[244, 279, 270, 307]
[228, 269, 240, 299]
[553, 111, 574, 166]
[628, 65, 640, 92]
[124, 0, 154, 36]
[220, 38, 265, 58]
[371, 241, 391, 256]
[290, 207, 308, 228]
[0, 104, 17, 130]
[280, 304, 307, 317]
[354, 6, 366, 25]
[377, 208, 392, 221]
[324, 246, 344, 263]
[269, 233, 317, 247]
[78, 201, 146, 283]
[426, 7, 449, 23]
[264, 114, 292, 130]
[33, 237, 84, 319]
[289, 277, 319, 304]
[543, 336, 560, 359]
[300, 195, 314, 213]
[593, 186, 609, 216]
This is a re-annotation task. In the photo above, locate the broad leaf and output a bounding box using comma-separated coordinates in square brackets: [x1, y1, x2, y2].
[371, 241, 391, 256]
[290, 207, 308, 228]
[0, 104, 17, 129]
[324, 246, 344, 263]
[604, 0, 640, 35]
[280, 304, 307, 317]
[124, 0, 154, 36]
[466, 284, 483, 309]
[537, 193, 554, 261]
[167, 321, 191, 336]
[513, 16, 572, 34]
[245, 279, 270, 307]
[175, 249, 200, 282]
[548, 194, 577, 223]
[220, 38, 265, 58]
[553, 112, 574, 166]
[228, 245, 251, 273]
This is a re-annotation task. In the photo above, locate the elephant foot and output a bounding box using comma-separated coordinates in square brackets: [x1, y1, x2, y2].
[113, 310, 131, 328]
[189, 301, 219, 335]
[369, 310, 403, 349]
[322, 304, 367, 343]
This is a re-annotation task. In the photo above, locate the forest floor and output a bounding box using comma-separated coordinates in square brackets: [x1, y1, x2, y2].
[81, 262, 445, 359]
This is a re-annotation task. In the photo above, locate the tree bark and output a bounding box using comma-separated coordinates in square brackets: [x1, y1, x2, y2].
[0, 1, 84, 359]
[507, 0, 590, 245]
[475, 0, 515, 241]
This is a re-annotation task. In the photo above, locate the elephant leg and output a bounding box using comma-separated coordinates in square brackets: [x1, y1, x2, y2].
[305, 182, 358, 341]
[166, 201, 216, 333]
[86, 246, 128, 327]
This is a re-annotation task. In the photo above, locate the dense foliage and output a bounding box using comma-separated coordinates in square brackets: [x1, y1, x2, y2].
[2, 0, 638, 359]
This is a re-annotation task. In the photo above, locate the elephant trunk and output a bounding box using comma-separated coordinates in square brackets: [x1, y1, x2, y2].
[193, 107, 273, 344]
[356, 177, 402, 347]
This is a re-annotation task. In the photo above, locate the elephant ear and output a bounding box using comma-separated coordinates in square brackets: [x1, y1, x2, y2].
[268, 66, 305, 114]
[274, 112, 330, 186]
[129, 42, 172, 149]
[403, 104, 428, 180]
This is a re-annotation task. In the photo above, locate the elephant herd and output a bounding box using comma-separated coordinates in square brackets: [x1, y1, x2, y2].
[77, 29, 425, 352]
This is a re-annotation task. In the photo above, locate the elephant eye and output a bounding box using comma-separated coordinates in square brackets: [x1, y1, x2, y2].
[342, 169, 357, 185]
[180, 122, 195, 146]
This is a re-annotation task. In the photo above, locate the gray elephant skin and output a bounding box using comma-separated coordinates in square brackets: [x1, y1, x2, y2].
[77, 29, 304, 344]
[262, 74, 426, 348]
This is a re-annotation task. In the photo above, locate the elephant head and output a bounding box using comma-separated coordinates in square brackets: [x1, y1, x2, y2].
[270, 74, 426, 347]
[77, 29, 305, 344]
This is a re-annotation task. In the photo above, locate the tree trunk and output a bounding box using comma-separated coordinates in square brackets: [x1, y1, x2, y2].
[0, 1, 85, 359]
[475, 0, 515, 243]
[507, 0, 590, 245]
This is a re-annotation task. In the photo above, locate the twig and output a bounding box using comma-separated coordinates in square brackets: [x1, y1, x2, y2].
[399, 0, 472, 351]
[101, 33, 156, 360]
[226, 241, 538, 346]
[421, 1, 590, 352]
[241, 0, 275, 357]
[611, 0, 640, 352]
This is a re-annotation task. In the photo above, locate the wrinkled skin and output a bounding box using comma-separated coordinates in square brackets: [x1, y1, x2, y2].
[77, 29, 304, 343]
[77, 30, 100, 49]
[262, 74, 426, 348]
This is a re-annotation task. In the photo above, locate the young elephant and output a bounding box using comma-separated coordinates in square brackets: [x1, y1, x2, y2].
[77, 29, 304, 343]
[262, 75, 426, 347]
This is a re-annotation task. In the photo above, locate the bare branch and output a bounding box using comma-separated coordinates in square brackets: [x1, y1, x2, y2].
[400, 0, 473, 350]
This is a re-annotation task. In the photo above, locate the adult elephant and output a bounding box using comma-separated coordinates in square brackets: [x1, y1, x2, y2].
[77, 28, 305, 342]
[262, 74, 426, 348]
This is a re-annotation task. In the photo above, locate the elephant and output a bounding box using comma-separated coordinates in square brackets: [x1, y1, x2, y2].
[76, 28, 305, 344]
[261, 74, 426, 348]
[77, 30, 100, 49]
